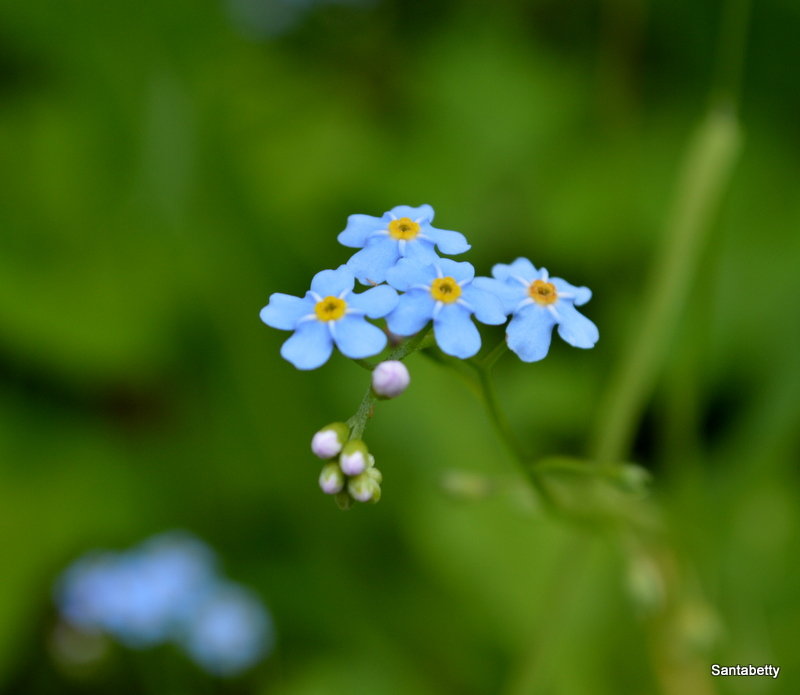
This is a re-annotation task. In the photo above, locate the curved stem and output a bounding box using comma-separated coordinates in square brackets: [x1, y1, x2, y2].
[471, 362, 560, 512]
[475, 367, 527, 464]
[481, 337, 509, 370]
[346, 326, 432, 440]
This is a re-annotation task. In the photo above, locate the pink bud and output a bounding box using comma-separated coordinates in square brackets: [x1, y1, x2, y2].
[371, 360, 410, 399]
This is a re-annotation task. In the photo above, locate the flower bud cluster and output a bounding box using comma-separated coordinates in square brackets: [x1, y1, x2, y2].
[312, 423, 382, 507]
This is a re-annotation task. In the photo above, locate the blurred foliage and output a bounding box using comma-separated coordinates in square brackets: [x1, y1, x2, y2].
[1, 0, 799, 693]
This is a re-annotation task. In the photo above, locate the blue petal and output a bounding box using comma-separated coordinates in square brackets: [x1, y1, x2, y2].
[552, 277, 592, 306]
[385, 258, 437, 291]
[346, 238, 399, 285]
[332, 316, 387, 359]
[338, 214, 386, 248]
[280, 321, 334, 370]
[555, 302, 599, 348]
[402, 238, 440, 265]
[259, 293, 314, 330]
[310, 266, 355, 297]
[386, 204, 434, 223]
[435, 258, 475, 284]
[506, 306, 555, 362]
[348, 285, 398, 318]
[460, 286, 507, 325]
[386, 290, 434, 335]
[492, 258, 538, 283]
[472, 277, 525, 314]
[434, 304, 481, 358]
[424, 226, 470, 255]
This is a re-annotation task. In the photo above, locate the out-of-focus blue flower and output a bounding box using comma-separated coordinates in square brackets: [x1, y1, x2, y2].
[180, 584, 274, 677]
[56, 533, 216, 647]
[475, 258, 598, 362]
[338, 205, 470, 285]
[385, 259, 506, 359]
[260, 265, 398, 370]
[55, 532, 274, 677]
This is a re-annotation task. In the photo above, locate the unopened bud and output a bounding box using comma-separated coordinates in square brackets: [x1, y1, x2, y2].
[367, 467, 382, 484]
[311, 422, 349, 459]
[319, 463, 345, 495]
[369, 484, 382, 504]
[348, 472, 379, 503]
[340, 440, 369, 476]
[371, 360, 410, 399]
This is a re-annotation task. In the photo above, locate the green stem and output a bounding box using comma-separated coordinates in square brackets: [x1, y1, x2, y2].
[346, 326, 432, 440]
[474, 366, 527, 464]
[471, 361, 559, 511]
[348, 386, 377, 440]
[481, 337, 509, 370]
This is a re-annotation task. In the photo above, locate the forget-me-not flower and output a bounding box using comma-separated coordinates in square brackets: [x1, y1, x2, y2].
[385, 258, 506, 359]
[179, 583, 273, 677]
[56, 532, 217, 647]
[475, 258, 598, 362]
[338, 205, 470, 284]
[55, 532, 274, 677]
[260, 266, 398, 370]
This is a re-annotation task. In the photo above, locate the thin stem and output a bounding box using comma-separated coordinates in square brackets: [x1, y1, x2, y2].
[475, 367, 527, 464]
[481, 337, 509, 370]
[387, 325, 431, 361]
[471, 362, 560, 512]
[351, 358, 376, 372]
[346, 326, 432, 440]
[348, 386, 377, 440]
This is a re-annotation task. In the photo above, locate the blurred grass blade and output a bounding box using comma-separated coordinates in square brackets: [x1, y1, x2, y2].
[592, 108, 742, 463]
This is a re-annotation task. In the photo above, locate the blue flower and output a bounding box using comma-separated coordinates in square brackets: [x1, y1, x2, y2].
[55, 532, 217, 647]
[474, 258, 598, 362]
[179, 583, 274, 677]
[260, 266, 399, 370]
[338, 204, 470, 285]
[385, 259, 506, 359]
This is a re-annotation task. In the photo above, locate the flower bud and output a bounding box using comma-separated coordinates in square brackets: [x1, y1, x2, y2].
[369, 484, 382, 504]
[367, 467, 382, 484]
[371, 360, 410, 399]
[348, 472, 379, 503]
[311, 422, 349, 459]
[318, 463, 345, 495]
[339, 440, 370, 476]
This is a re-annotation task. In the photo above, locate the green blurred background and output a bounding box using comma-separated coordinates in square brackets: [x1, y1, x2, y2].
[1, 0, 799, 692]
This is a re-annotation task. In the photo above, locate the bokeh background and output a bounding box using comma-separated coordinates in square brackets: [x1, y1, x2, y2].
[1, 0, 799, 693]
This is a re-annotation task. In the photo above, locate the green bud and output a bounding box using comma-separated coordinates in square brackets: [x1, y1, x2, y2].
[319, 462, 345, 495]
[340, 440, 370, 476]
[348, 472, 379, 503]
[367, 467, 382, 484]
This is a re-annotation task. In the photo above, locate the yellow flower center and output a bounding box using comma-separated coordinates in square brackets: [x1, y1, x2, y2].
[315, 296, 347, 321]
[388, 217, 420, 240]
[430, 277, 462, 303]
[529, 279, 557, 305]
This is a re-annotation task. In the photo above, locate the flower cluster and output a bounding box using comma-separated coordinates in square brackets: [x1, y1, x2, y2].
[261, 204, 597, 367]
[259, 204, 598, 508]
[54, 532, 273, 677]
[312, 422, 382, 508]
